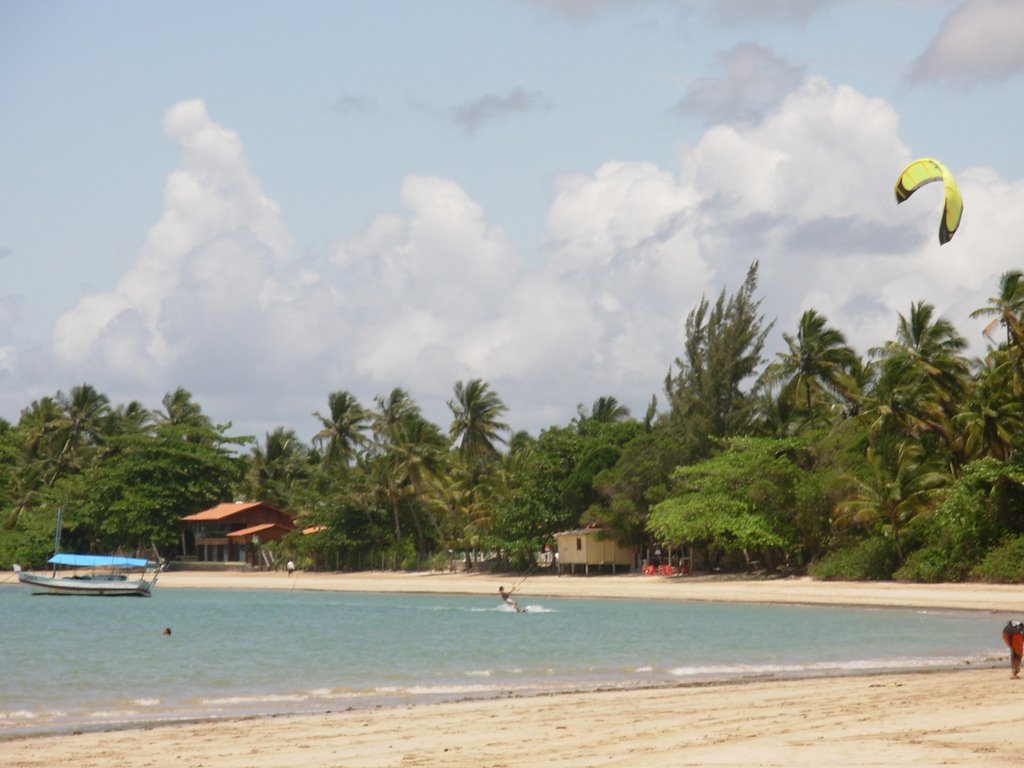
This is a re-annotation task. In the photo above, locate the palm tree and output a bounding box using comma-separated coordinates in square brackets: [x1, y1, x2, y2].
[312, 390, 370, 466]
[156, 387, 210, 428]
[372, 389, 418, 445]
[245, 427, 310, 509]
[971, 270, 1024, 414]
[577, 396, 631, 426]
[865, 302, 970, 462]
[765, 309, 858, 429]
[51, 384, 111, 481]
[370, 389, 448, 545]
[873, 301, 970, 405]
[105, 400, 154, 437]
[860, 354, 949, 445]
[448, 379, 509, 466]
[835, 440, 949, 561]
[971, 270, 1024, 351]
[955, 355, 1023, 461]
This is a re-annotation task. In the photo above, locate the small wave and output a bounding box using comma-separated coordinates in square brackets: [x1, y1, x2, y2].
[90, 709, 143, 719]
[667, 655, 990, 678]
[201, 693, 310, 706]
[465, 669, 493, 677]
[0, 709, 58, 721]
[132, 698, 160, 707]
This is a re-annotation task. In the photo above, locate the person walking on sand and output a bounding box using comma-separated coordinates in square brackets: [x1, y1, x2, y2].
[1003, 621, 1024, 678]
[286, 560, 295, 577]
[498, 585, 522, 613]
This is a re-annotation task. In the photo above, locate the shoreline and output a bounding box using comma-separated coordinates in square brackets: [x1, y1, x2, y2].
[5, 667, 1021, 767]
[6, 572, 1023, 767]
[152, 569, 1024, 613]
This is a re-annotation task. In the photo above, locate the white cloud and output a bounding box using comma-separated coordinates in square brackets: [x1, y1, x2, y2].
[911, 0, 1024, 83]
[52, 99, 292, 381]
[28, 80, 1024, 437]
[676, 77, 1024, 358]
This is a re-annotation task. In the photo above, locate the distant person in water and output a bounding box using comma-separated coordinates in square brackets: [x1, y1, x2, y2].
[499, 585, 521, 613]
[1003, 621, 1023, 678]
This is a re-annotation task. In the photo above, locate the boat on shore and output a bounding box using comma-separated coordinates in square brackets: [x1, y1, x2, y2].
[14, 553, 160, 596]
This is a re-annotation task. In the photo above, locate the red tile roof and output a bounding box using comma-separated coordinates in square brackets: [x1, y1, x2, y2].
[181, 501, 281, 522]
[226, 523, 287, 539]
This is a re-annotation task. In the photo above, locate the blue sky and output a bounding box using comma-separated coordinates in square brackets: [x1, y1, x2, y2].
[1, 0, 1022, 441]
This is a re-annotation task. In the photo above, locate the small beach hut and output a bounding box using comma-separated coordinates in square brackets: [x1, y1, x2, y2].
[554, 525, 635, 575]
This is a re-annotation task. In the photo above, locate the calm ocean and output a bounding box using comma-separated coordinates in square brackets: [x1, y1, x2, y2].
[0, 583, 1007, 737]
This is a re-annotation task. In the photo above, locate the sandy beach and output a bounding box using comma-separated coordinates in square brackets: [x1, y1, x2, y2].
[5, 571, 1023, 767]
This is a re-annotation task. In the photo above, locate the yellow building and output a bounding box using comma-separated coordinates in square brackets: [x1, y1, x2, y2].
[554, 525, 635, 575]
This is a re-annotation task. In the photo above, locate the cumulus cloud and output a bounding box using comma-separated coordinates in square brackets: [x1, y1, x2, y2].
[674, 43, 805, 124]
[51, 99, 295, 390]
[449, 88, 552, 134]
[32, 80, 1024, 437]
[911, 0, 1024, 83]
[677, 76, 1023, 356]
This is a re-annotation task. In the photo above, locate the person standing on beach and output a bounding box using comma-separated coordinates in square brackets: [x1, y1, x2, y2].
[1002, 621, 1023, 678]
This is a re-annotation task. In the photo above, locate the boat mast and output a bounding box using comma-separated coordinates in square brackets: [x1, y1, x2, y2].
[52, 508, 63, 577]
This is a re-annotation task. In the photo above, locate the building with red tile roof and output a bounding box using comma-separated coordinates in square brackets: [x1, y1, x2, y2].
[181, 501, 295, 566]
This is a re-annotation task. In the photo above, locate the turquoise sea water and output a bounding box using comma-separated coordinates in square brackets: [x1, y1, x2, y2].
[0, 584, 1008, 737]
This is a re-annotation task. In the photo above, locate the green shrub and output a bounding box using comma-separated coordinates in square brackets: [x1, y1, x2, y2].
[970, 535, 1024, 583]
[808, 537, 899, 581]
[893, 545, 972, 583]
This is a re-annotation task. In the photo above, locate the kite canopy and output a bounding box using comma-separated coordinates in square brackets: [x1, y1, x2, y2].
[894, 157, 963, 245]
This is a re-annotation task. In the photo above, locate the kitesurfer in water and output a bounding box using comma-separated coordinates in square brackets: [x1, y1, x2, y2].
[499, 585, 522, 613]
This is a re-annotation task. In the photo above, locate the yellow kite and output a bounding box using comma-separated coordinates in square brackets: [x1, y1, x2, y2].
[894, 158, 963, 245]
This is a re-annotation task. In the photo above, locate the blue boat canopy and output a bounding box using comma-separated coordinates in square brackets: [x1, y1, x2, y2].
[48, 553, 152, 568]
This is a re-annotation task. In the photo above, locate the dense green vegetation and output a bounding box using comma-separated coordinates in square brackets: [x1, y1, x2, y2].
[3, 265, 1023, 582]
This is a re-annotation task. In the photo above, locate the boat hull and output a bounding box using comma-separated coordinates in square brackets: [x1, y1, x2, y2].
[16, 570, 156, 596]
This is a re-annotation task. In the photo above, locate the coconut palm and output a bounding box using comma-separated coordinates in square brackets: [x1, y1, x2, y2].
[245, 427, 310, 509]
[971, 270, 1024, 351]
[577, 396, 632, 426]
[873, 301, 969, 405]
[105, 401, 154, 437]
[971, 270, 1024, 413]
[765, 309, 858, 429]
[864, 302, 970, 461]
[312, 390, 370, 466]
[448, 379, 509, 465]
[835, 440, 949, 561]
[370, 388, 448, 544]
[51, 384, 111, 480]
[955, 355, 1023, 461]
[156, 387, 210, 428]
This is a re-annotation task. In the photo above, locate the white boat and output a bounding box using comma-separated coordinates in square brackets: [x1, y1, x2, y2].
[14, 553, 160, 596]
